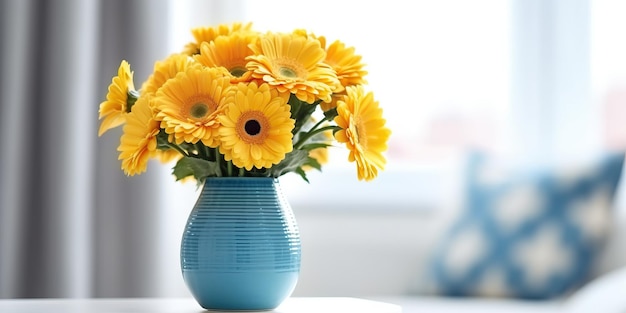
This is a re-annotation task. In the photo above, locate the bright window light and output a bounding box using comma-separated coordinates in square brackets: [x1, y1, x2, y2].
[239, 0, 511, 210]
[164, 0, 513, 211]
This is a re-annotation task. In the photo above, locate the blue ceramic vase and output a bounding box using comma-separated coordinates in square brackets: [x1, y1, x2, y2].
[180, 177, 301, 311]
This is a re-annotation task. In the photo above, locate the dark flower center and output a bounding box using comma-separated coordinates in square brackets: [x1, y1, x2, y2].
[230, 67, 247, 77]
[279, 67, 297, 78]
[190, 103, 209, 119]
[244, 119, 261, 136]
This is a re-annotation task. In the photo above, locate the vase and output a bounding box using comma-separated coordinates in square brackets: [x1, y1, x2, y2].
[180, 177, 301, 311]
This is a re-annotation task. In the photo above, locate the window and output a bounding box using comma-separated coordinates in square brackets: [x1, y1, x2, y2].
[241, 0, 511, 210]
[165, 0, 616, 211]
[591, 0, 626, 208]
[592, 0, 626, 150]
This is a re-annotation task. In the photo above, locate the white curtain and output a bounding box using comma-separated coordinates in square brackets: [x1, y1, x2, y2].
[0, 0, 171, 298]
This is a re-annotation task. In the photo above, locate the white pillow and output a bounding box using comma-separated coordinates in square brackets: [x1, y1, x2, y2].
[426, 151, 625, 299]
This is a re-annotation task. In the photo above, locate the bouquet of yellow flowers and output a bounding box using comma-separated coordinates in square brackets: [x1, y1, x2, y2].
[98, 22, 391, 183]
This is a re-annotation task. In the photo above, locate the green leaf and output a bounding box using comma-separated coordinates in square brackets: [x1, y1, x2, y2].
[156, 129, 171, 150]
[289, 95, 319, 134]
[323, 107, 338, 120]
[267, 149, 309, 178]
[295, 167, 310, 183]
[288, 94, 303, 118]
[172, 156, 222, 184]
[299, 142, 332, 151]
[303, 156, 322, 171]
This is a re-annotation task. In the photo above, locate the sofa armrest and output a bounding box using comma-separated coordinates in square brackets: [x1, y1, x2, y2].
[566, 266, 626, 313]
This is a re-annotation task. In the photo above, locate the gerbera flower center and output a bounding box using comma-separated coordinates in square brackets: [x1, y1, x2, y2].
[190, 103, 209, 118]
[273, 58, 306, 81]
[279, 67, 297, 78]
[349, 117, 367, 149]
[236, 111, 270, 144]
[183, 96, 217, 121]
[244, 119, 261, 135]
[230, 66, 247, 77]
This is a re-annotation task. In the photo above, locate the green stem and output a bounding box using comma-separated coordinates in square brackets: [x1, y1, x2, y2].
[293, 112, 334, 149]
[195, 143, 206, 159]
[216, 152, 222, 174]
[168, 142, 189, 157]
[310, 116, 328, 133]
[227, 161, 233, 177]
[239, 167, 245, 177]
[294, 125, 339, 150]
[204, 145, 212, 161]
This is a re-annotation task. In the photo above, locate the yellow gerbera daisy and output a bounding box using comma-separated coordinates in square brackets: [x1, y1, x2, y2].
[320, 91, 345, 112]
[194, 33, 256, 82]
[291, 28, 326, 47]
[98, 60, 136, 136]
[218, 82, 295, 170]
[117, 95, 160, 176]
[325, 40, 368, 91]
[141, 53, 195, 97]
[182, 22, 254, 55]
[246, 32, 340, 104]
[334, 85, 391, 181]
[320, 41, 368, 112]
[155, 66, 231, 147]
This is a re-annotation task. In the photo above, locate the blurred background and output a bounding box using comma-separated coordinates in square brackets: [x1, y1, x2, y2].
[2, 0, 626, 304]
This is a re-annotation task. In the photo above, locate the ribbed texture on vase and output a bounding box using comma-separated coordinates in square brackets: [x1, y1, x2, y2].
[180, 177, 301, 273]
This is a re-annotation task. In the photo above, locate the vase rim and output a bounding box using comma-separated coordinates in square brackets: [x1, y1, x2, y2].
[202, 177, 280, 185]
[205, 177, 277, 180]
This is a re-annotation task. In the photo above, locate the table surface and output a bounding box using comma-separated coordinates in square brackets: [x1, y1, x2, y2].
[0, 297, 402, 313]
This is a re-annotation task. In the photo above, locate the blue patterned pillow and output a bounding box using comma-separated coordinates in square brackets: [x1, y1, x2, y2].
[428, 151, 624, 299]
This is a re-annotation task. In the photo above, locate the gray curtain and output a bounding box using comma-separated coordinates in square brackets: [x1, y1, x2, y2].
[0, 0, 169, 298]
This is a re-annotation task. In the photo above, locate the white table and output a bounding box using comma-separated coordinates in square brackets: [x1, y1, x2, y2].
[0, 297, 402, 313]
